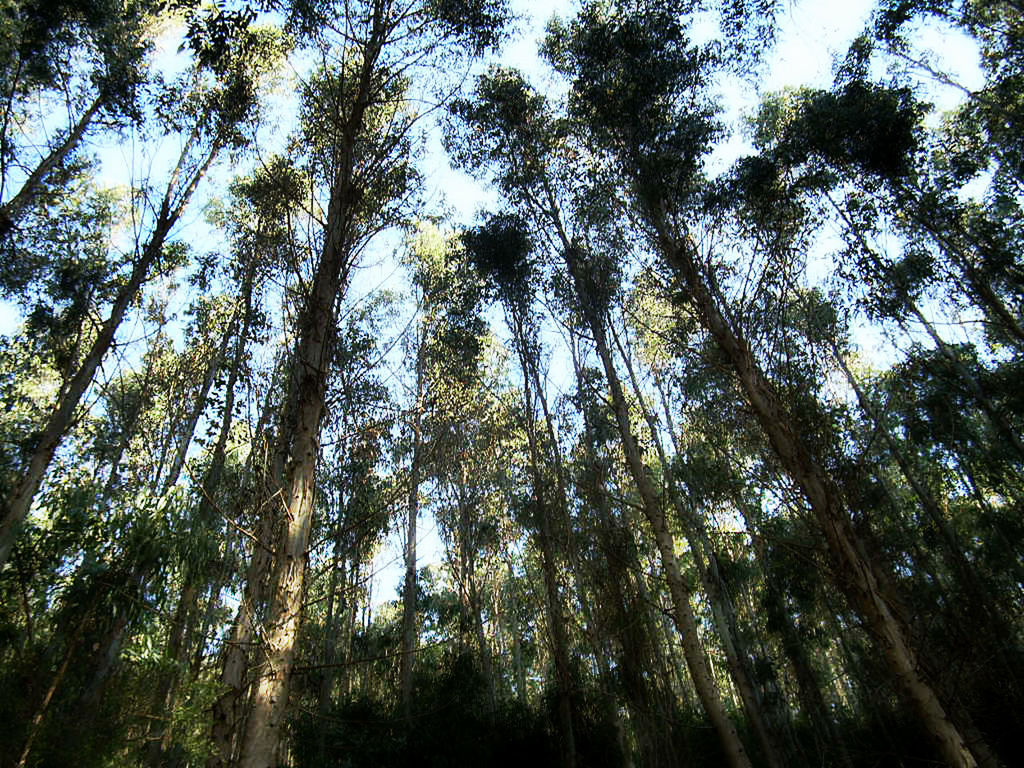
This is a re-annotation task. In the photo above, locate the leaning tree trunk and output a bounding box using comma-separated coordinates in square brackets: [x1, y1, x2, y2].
[587, 318, 753, 768]
[511, 314, 577, 768]
[578, 410, 676, 768]
[897, 184, 1024, 351]
[161, 308, 240, 494]
[0, 131, 221, 569]
[827, 336, 1003, 630]
[832, 194, 1024, 462]
[546, 211, 753, 768]
[649, 207, 991, 768]
[612, 321, 788, 768]
[147, 274, 256, 765]
[0, 94, 104, 239]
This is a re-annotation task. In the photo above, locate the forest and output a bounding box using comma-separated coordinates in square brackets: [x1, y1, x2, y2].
[0, 0, 1022, 766]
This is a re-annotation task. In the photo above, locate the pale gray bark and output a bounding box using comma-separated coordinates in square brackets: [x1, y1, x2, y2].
[0, 130, 221, 569]
[647, 204, 986, 768]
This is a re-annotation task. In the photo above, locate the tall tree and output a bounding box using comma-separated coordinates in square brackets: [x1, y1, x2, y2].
[230, 2, 507, 765]
[450, 68, 755, 768]
[0, 7, 280, 568]
[544, 4, 995, 765]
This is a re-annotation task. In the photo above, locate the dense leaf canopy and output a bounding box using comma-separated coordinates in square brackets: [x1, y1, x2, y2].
[1, 1, 1022, 767]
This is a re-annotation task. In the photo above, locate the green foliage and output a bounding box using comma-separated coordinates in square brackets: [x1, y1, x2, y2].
[447, 67, 560, 197]
[462, 213, 535, 310]
[1, 0, 154, 108]
[426, 0, 511, 54]
[3, 2, 1024, 768]
[771, 81, 927, 180]
[545, 2, 720, 211]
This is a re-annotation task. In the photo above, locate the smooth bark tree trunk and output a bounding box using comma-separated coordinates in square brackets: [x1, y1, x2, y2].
[161, 311, 239, 494]
[191, 581, 223, 676]
[504, 560, 529, 704]
[144, 582, 197, 766]
[734, 496, 855, 768]
[831, 193, 1024, 460]
[0, 132, 221, 569]
[555, 237, 754, 768]
[581, 427, 674, 768]
[511, 314, 577, 768]
[898, 184, 1024, 350]
[148, 269, 257, 764]
[400, 343, 424, 719]
[648, 207, 989, 768]
[828, 339, 1003, 625]
[98, 349, 158, 500]
[234, 16, 384, 763]
[207, 485, 277, 768]
[0, 94, 103, 239]
[613, 321, 787, 768]
[906, 299, 1024, 459]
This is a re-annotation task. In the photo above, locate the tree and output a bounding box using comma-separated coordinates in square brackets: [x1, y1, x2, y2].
[450, 67, 755, 768]
[0, 6, 282, 568]
[229, 2, 508, 764]
[544, 3, 996, 765]
[0, 0, 155, 239]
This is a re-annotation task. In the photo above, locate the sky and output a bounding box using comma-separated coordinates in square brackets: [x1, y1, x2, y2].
[368, 0, 897, 608]
[0, 0, 985, 607]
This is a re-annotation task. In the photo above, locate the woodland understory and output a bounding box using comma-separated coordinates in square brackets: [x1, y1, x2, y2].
[1, 1, 1023, 767]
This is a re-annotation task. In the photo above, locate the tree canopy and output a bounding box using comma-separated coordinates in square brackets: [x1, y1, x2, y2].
[1, 2, 1022, 767]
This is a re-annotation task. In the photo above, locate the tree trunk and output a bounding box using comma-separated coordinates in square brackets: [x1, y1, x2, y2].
[144, 582, 198, 766]
[649, 211, 987, 768]
[15, 602, 93, 768]
[512, 314, 577, 768]
[829, 340, 1004, 626]
[234, 264, 337, 766]
[902, 296, 1024, 459]
[832, 192, 1024, 460]
[315, 552, 345, 764]
[0, 134, 221, 568]
[584, 450, 672, 768]
[735, 496, 855, 768]
[144, 271, 257, 762]
[900, 186, 1024, 350]
[234, 27, 382, 758]
[0, 94, 103, 239]
[613, 321, 787, 768]
[571, 284, 754, 767]
[162, 309, 239, 493]
[400, 343, 424, 719]
[207, 484, 277, 768]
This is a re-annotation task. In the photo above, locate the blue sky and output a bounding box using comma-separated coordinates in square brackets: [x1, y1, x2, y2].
[0, 0, 985, 609]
